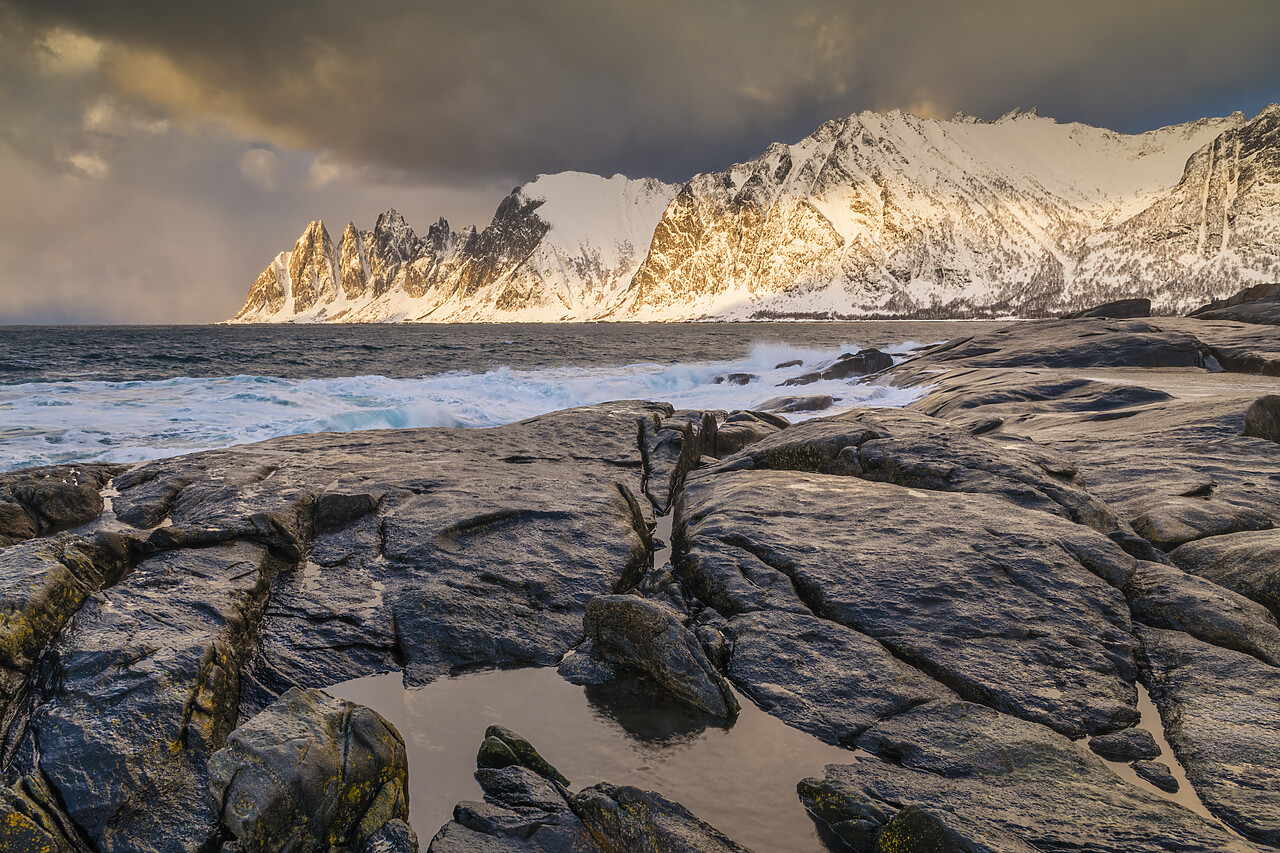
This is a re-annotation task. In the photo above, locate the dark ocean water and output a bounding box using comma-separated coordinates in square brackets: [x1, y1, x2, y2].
[0, 321, 1000, 470]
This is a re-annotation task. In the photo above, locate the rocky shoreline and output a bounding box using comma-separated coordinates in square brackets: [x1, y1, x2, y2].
[1, 313, 1278, 852]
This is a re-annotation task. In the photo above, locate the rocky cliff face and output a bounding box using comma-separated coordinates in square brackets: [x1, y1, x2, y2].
[233, 172, 677, 322]
[232, 106, 1280, 323]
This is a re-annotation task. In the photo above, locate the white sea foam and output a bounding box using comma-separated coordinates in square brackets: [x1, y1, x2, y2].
[0, 341, 925, 471]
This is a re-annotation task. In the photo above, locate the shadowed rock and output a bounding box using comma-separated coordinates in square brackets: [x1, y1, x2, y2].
[1088, 727, 1162, 761]
[1062, 297, 1151, 319]
[0, 774, 84, 853]
[209, 687, 410, 853]
[1170, 530, 1280, 616]
[477, 724, 570, 787]
[680, 469, 1138, 737]
[0, 463, 123, 545]
[1138, 626, 1280, 845]
[1243, 395, 1280, 442]
[570, 784, 753, 853]
[26, 542, 283, 853]
[1132, 761, 1180, 793]
[800, 700, 1257, 852]
[584, 595, 739, 718]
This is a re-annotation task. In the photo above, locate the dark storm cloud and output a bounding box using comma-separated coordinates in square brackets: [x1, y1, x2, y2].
[1, 0, 1278, 323]
[12, 0, 1280, 183]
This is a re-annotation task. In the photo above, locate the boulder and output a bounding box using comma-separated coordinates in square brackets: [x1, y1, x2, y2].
[476, 724, 570, 786]
[1062, 297, 1151, 319]
[779, 348, 893, 385]
[208, 687, 409, 853]
[0, 463, 123, 545]
[755, 395, 834, 414]
[1088, 727, 1162, 761]
[1123, 561, 1280, 666]
[1243, 395, 1280, 442]
[1132, 761, 1180, 793]
[1170, 530, 1280, 616]
[584, 595, 739, 718]
[570, 783, 752, 853]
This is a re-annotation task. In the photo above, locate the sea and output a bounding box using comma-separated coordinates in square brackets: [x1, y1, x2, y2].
[0, 321, 1003, 472]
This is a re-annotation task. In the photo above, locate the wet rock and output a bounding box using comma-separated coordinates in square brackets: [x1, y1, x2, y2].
[24, 541, 282, 853]
[361, 818, 419, 853]
[1190, 283, 1280, 326]
[715, 408, 1148, 558]
[872, 804, 1041, 853]
[1243, 394, 1280, 442]
[0, 774, 84, 853]
[775, 359, 803, 369]
[725, 610, 950, 746]
[713, 412, 786, 458]
[430, 756, 594, 852]
[713, 373, 756, 385]
[557, 639, 620, 686]
[780, 349, 894, 386]
[640, 408, 716, 511]
[0, 533, 135, 727]
[1132, 760, 1180, 793]
[570, 783, 752, 853]
[1129, 497, 1273, 551]
[889, 319, 1208, 373]
[209, 687, 409, 853]
[0, 463, 123, 545]
[583, 595, 739, 718]
[680, 469, 1138, 737]
[1088, 727, 1162, 761]
[802, 700, 1254, 852]
[1062, 297, 1152, 319]
[477, 724, 570, 787]
[1124, 561, 1280, 666]
[1138, 626, 1280, 845]
[144, 403, 662, 704]
[756, 394, 834, 414]
[1170, 529, 1280, 615]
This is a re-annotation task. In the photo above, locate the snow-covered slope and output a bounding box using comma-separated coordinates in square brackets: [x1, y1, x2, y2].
[232, 172, 676, 323]
[231, 106, 1280, 323]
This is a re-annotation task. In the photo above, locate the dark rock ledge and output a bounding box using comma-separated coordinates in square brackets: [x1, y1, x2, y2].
[0, 319, 1277, 851]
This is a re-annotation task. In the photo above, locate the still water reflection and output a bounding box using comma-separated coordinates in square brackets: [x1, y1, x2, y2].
[329, 666, 857, 852]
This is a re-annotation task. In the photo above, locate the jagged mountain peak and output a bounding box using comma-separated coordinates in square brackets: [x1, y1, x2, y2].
[231, 107, 1280, 323]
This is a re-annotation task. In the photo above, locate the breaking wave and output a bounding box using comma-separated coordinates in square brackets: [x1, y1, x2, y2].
[0, 341, 926, 470]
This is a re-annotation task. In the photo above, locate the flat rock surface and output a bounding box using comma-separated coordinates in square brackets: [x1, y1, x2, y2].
[680, 468, 1139, 738]
[804, 700, 1259, 852]
[1138, 626, 1280, 846]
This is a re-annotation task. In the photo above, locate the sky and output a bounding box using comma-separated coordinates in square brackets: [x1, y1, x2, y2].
[2, 1, 1278, 324]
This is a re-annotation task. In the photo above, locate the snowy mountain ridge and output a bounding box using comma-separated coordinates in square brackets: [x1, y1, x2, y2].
[231, 106, 1280, 322]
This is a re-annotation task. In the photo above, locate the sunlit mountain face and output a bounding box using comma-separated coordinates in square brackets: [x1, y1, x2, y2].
[232, 105, 1280, 324]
